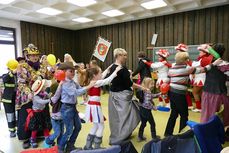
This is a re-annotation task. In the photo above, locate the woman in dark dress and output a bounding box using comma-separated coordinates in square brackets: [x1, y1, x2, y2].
[201, 43, 229, 128]
[106, 48, 146, 145]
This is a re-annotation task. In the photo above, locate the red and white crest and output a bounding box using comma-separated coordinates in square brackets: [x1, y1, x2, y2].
[175, 43, 188, 52]
[156, 49, 170, 58]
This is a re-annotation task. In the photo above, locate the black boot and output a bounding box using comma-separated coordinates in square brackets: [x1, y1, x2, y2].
[151, 131, 160, 140]
[65, 142, 82, 152]
[22, 140, 30, 149]
[10, 131, 16, 138]
[138, 130, 146, 142]
[84, 134, 95, 150]
[94, 136, 105, 149]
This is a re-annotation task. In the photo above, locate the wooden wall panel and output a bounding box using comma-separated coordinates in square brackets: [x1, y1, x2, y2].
[20, 21, 76, 61]
[74, 5, 229, 69]
[21, 5, 229, 70]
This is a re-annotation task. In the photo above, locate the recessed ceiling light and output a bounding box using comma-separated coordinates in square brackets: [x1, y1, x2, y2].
[36, 7, 62, 16]
[67, 0, 97, 7]
[141, 0, 167, 10]
[0, 0, 15, 4]
[102, 9, 124, 17]
[72, 17, 93, 23]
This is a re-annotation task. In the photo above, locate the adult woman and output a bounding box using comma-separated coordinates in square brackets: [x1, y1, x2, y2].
[16, 44, 52, 149]
[106, 48, 145, 145]
[201, 43, 229, 128]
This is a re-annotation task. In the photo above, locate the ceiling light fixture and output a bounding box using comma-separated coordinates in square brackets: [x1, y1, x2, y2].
[0, 0, 15, 4]
[141, 0, 167, 10]
[67, 0, 97, 7]
[72, 17, 93, 23]
[36, 7, 62, 16]
[102, 9, 125, 17]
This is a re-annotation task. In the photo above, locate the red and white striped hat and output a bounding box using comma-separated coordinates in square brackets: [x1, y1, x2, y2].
[197, 44, 209, 53]
[175, 43, 188, 52]
[32, 79, 46, 95]
[156, 49, 170, 58]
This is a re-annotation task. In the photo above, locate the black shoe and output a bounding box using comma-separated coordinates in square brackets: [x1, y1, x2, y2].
[23, 140, 30, 149]
[164, 134, 172, 137]
[66, 145, 82, 152]
[10, 131, 16, 138]
[137, 136, 147, 142]
[152, 135, 161, 140]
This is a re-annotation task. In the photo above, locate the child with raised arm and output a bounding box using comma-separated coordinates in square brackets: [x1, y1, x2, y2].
[83, 65, 121, 150]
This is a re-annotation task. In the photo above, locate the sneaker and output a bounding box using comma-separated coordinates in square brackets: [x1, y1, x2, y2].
[43, 140, 52, 148]
[137, 136, 147, 142]
[30, 138, 38, 148]
[10, 131, 16, 138]
[23, 140, 30, 149]
[157, 102, 164, 107]
[188, 106, 194, 110]
[192, 108, 201, 113]
[165, 103, 170, 108]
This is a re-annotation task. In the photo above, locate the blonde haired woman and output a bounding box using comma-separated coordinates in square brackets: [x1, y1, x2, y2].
[105, 48, 146, 145]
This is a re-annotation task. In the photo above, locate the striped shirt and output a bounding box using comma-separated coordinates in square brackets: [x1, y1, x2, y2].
[169, 64, 211, 94]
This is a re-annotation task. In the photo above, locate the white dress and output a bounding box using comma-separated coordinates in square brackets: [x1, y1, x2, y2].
[84, 71, 117, 123]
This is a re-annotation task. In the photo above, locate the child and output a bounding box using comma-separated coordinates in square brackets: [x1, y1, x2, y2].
[137, 77, 160, 141]
[56, 61, 95, 153]
[2, 59, 18, 137]
[83, 65, 121, 150]
[27, 79, 52, 148]
[164, 51, 221, 137]
[143, 49, 171, 108]
[191, 44, 210, 112]
[44, 79, 64, 148]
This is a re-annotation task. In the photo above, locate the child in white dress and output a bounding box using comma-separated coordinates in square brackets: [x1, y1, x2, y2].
[84, 65, 121, 150]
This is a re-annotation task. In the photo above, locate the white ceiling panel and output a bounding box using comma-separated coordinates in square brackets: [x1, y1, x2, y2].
[0, 0, 227, 30]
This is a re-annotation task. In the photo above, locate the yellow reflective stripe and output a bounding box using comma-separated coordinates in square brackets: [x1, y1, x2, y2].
[5, 83, 15, 87]
[1, 99, 12, 103]
[9, 128, 16, 132]
[9, 73, 13, 77]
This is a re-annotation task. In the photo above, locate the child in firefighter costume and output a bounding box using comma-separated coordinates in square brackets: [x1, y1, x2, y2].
[83, 65, 121, 150]
[143, 49, 171, 108]
[16, 44, 53, 149]
[2, 59, 18, 137]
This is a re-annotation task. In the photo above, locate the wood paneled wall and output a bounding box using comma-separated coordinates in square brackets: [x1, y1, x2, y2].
[21, 5, 229, 70]
[20, 21, 77, 61]
[75, 5, 229, 70]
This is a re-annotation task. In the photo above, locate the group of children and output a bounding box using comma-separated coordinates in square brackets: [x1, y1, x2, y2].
[134, 43, 227, 142]
[0, 42, 228, 153]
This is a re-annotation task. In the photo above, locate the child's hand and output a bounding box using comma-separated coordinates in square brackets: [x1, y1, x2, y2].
[59, 81, 64, 86]
[115, 65, 122, 72]
[142, 59, 147, 63]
